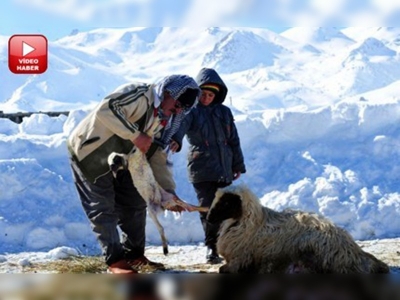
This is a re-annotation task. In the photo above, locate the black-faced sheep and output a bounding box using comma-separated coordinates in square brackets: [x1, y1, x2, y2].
[207, 184, 389, 274]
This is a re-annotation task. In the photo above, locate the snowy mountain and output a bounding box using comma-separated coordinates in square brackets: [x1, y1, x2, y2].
[281, 27, 355, 51]
[1, 27, 400, 255]
[343, 27, 400, 51]
[2, 27, 400, 112]
[311, 39, 400, 98]
[203, 30, 286, 73]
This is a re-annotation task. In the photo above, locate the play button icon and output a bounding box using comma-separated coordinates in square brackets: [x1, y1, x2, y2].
[8, 34, 48, 74]
[22, 42, 36, 57]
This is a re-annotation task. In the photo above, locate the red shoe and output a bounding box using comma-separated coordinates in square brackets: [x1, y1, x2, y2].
[127, 256, 165, 270]
[108, 259, 138, 274]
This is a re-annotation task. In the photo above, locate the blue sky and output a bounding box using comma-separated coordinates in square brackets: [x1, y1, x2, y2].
[0, 0, 288, 40]
[0, 1, 108, 40]
[1, 0, 399, 41]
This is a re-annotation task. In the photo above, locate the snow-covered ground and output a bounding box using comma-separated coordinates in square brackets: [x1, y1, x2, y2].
[1, 239, 399, 274]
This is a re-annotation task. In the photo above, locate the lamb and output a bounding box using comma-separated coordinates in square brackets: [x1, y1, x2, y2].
[108, 118, 207, 255]
[108, 148, 207, 256]
[108, 149, 207, 255]
[207, 184, 390, 274]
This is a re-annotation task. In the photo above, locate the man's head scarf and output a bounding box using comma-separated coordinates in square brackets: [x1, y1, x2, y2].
[155, 75, 200, 109]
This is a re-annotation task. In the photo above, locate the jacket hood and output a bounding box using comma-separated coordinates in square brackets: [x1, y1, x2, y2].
[195, 68, 228, 104]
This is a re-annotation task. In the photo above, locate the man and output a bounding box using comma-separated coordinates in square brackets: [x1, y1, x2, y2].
[68, 75, 200, 274]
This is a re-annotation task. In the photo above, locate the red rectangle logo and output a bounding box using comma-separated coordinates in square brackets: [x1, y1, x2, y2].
[8, 34, 48, 74]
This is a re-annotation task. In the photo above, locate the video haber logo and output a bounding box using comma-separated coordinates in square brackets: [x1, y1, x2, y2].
[8, 34, 48, 74]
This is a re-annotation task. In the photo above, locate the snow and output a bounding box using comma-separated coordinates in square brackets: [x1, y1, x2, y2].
[1, 27, 400, 273]
[281, 27, 356, 51]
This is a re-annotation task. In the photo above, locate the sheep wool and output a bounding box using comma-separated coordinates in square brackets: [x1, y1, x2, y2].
[108, 118, 207, 255]
[207, 184, 389, 274]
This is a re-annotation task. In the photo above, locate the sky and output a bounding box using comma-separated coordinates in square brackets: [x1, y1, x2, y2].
[1, 0, 400, 41]
[0, 0, 285, 41]
[1, 25, 400, 275]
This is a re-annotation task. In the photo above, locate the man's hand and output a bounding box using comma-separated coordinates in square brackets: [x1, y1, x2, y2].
[132, 132, 152, 153]
[233, 171, 241, 180]
[165, 205, 186, 213]
[169, 140, 179, 153]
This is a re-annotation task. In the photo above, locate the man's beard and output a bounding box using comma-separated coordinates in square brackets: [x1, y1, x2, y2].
[169, 108, 178, 115]
[158, 107, 171, 120]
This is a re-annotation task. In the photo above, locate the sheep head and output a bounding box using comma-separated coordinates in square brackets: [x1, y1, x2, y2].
[207, 191, 243, 224]
[107, 152, 128, 177]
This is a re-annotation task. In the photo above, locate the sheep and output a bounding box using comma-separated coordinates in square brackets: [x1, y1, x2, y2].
[108, 149, 207, 256]
[108, 118, 207, 255]
[207, 184, 390, 274]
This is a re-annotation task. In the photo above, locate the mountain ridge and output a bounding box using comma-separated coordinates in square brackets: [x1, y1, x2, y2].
[1, 27, 399, 113]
